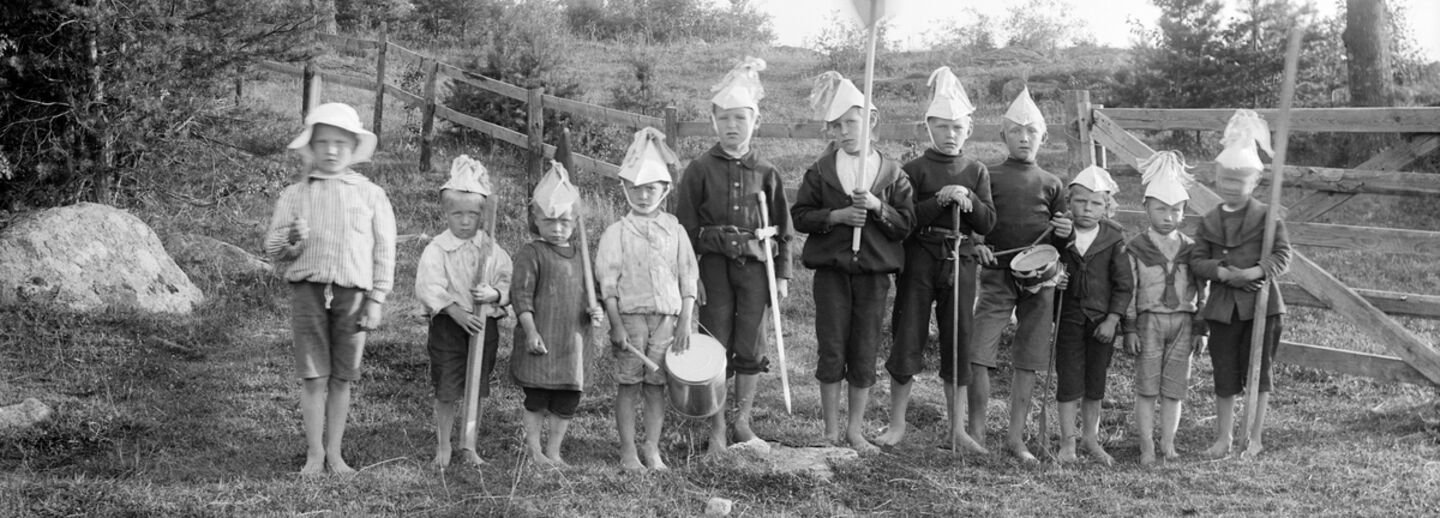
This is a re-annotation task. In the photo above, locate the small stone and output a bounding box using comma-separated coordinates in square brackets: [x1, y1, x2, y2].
[0, 398, 54, 431]
[704, 497, 733, 517]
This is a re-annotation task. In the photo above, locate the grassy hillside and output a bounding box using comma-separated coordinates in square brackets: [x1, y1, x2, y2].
[3, 37, 1439, 516]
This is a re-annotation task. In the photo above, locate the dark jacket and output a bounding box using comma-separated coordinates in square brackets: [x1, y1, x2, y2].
[675, 144, 794, 278]
[903, 149, 996, 259]
[1059, 219, 1135, 332]
[792, 151, 914, 274]
[1190, 198, 1291, 323]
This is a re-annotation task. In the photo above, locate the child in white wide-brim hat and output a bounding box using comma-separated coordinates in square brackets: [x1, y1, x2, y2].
[263, 102, 396, 475]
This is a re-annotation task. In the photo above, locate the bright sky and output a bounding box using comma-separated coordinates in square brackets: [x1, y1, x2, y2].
[737, 0, 1440, 61]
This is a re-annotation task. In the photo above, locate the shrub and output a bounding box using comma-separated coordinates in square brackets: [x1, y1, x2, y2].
[807, 11, 893, 74]
[564, 0, 774, 44]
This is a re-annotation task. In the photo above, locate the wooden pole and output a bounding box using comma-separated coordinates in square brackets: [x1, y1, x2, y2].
[527, 87, 545, 189]
[853, 18, 879, 254]
[664, 105, 680, 212]
[1068, 90, 1096, 169]
[757, 190, 792, 414]
[372, 21, 388, 147]
[1241, 27, 1303, 455]
[301, 60, 317, 120]
[418, 59, 439, 173]
[950, 209, 962, 453]
[459, 190, 501, 459]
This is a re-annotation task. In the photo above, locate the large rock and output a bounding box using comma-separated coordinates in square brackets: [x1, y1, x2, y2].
[0, 398, 53, 431]
[0, 202, 203, 313]
[163, 232, 273, 278]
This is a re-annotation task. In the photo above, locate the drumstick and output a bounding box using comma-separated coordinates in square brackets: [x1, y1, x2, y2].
[757, 190, 793, 414]
[624, 341, 662, 372]
[991, 226, 1054, 257]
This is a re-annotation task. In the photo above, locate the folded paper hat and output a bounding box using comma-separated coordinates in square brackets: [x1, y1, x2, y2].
[618, 127, 677, 186]
[533, 160, 580, 217]
[809, 71, 873, 123]
[924, 66, 975, 120]
[711, 57, 767, 113]
[1139, 150, 1194, 206]
[1003, 87, 1046, 128]
[1070, 164, 1119, 193]
[442, 155, 491, 195]
[1214, 109, 1274, 170]
[287, 103, 378, 164]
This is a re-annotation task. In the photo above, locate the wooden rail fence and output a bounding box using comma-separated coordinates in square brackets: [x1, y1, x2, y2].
[254, 31, 1440, 388]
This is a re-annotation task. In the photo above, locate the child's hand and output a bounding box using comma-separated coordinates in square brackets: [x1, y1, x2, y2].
[288, 218, 310, 245]
[588, 305, 606, 328]
[938, 185, 973, 212]
[1123, 333, 1140, 355]
[1193, 334, 1208, 355]
[851, 189, 882, 212]
[976, 244, 997, 267]
[670, 328, 691, 354]
[828, 206, 868, 228]
[776, 278, 789, 299]
[358, 300, 384, 331]
[754, 225, 778, 240]
[609, 325, 630, 352]
[446, 306, 486, 335]
[1049, 212, 1073, 238]
[472, 285, 500, 304]
[1093, 315, 1120, 344]
[1055, 268, 1070, 291]
[526, 333, 548, 355]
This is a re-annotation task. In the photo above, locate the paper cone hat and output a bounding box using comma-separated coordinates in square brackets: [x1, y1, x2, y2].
[1003, 87, 1046, 128]
[442, 154, 491, 195]
[618, 127, 677, 186]
[288, 102, 378, 164]
[1070, 164, 1119, 193]
[533, 161, 580, 217]
[809, 71, 873, 123]
[924, 66, 975, 120]
[1139, 150, 1194, 206]
[1214, 109, 1274, 170]
[711, 57, 767, 112]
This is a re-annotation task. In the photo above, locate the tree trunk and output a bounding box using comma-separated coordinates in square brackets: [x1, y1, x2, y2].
[1343, 0, 1393, 107]
[312, 0, 337, 34]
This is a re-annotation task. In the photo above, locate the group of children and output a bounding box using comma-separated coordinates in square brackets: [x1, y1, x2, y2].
[264, 60, 1290, 475]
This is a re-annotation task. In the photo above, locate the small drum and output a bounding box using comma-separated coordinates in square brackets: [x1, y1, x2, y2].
[664, 334, 728, 419]
[1009, 244, 1061, 288]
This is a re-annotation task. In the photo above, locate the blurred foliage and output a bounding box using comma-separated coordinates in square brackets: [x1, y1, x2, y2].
[563, 0, 773, 44]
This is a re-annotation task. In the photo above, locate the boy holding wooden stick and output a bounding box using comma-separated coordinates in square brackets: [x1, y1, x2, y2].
[676, 57, 794, 453]
[792, 71, 914, 453]
[598, 128, 699, 471]
[509, 162, 605, 466]
[1190, 110, 1291, 459]
[264, 103, 396, 475]
[414, 156, 512, 468]
[969, 89, 1072, 463]
[879, 66, 994, 452]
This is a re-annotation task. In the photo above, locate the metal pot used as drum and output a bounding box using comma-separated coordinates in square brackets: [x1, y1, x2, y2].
[664, 334, 728, 419]
[1009, 244, 1061, 288]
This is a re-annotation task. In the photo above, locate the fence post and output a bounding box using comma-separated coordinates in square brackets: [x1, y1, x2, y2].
[1092, 103, 1107, 169]
[418, 58, 440, 173]
[301, 60, 317, 120]
[372, 21, 388, 148]
[527, 87, 545, 188]
[1067, 90, 1095, 171]
[664, 105, 681, 212]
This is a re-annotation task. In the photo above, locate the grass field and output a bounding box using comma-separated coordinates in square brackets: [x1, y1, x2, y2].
[3, 37, 1440, 516]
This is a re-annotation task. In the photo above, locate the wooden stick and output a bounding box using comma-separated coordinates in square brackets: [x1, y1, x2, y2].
[950, 209, 963, 454]
[1038, 272, 1064, 462]
[1242, 27, 1303, 452]
[757, 190, 793, 414]
[852, 15, 880, 254]
[991, 226, 1054, 257]
[459, 188, 500, 456]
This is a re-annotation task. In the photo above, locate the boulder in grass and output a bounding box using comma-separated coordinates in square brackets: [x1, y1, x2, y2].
[0, 202, 203, 313]
[163, 232, 273, 278]
[0, 398, 53, 431]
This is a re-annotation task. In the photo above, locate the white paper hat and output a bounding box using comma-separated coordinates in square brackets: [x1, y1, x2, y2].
[288, 103, 378, 164]
[711, 57, 767, 112]
[809, 71, 873, 123]
[1214, 109, 1274, 170]
[618, 127, 677, 186]
[533, 160, 580, 217]
[442, 155, 491, 195]
[1139, 150, 1194, 206]
[924, 66, 975, 120]
[1003, 87, 1046, 128]
[1069, 164, 1119, 193]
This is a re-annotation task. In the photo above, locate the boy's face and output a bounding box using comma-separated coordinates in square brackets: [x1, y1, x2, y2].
[1214, 166, 1260, 206]
[826, 106, 875, 155]
[1144, 198, 1185, 234]
[309, 124, 358, 175]
[925, 116, 972, 156]
[534, 207, 576, 246]
[623, 180, 670, 215]
[1001, 122, 1046, 162]
[1067, 184, 1106, 230]
[442, 191, 486, 240]
[713, 106, 758, 152]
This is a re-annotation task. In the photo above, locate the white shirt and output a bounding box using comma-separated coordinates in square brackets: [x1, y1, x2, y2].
[1074, 225, 1100, 256]
[414, 230, 513, 318]
[835, 150, 881, 193]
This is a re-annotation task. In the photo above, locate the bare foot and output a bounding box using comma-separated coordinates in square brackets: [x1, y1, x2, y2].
[545, 451, 571, 468]
[1139, 440, 1156, 466]
[1056, 444, 1078, 463]
[1160, 441, 1179, 461]
[707, 430, 727, 456]
[846, 433, 880, 454]
[620, 454, 644, 471]
[642, 446, 668, 470]
[874, 425, 906, 446]
[301, 453, 326, 476]
[952, 432, 988, 455]
[1241, 441, 1264, 459]
[733, 418, 758, 443]
[1200, 441, 1231, 459]
[1084, 441, 1114, 466]
[432, 443, 453, 468]
[823, 433, 843, 447]
[528, 447, 557, 467]
[460, 448, 486, 467]
[327, 454, 356, 475]
[1007, 442, 1039, 464]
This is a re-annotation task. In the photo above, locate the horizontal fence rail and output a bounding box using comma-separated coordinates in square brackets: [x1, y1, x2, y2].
[1098, 107, 1440, 134]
